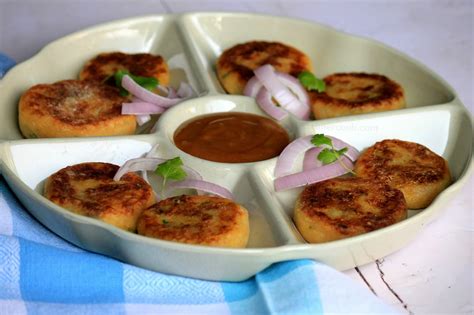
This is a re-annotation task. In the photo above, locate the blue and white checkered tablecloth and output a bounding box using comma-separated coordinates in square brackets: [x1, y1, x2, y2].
[0, 54, 396, 315]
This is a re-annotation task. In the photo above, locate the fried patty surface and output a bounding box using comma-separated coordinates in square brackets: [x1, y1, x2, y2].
[310, 73, 405, 119]
[44, 162, 155, 231]
[79, 52, 169, 86]
[18, 79, 136, 138]
[137, 195, 249, 248]
[216, 41, 313, 95]
[294, 177, 407, 243]
[354, 139, 451, 209]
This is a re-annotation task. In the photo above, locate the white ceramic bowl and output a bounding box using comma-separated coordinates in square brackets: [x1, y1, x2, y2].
[0, 13, 472, 281]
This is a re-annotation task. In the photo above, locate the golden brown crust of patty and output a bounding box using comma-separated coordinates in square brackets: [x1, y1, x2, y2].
[354, 139, 451, 209]
[216, 41, 313, 94]
[44, 162, 155, 231]
[137, 195, 249, 248]
[310, 73, 406, 119]
[79, 52, 169, 86]
[18, 79, 136, 138]
[294, 177, 407, 243]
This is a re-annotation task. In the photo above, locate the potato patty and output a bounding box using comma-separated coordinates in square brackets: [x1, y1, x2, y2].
[44, 162, 155, 231]
[310, 73, 405, 119]
[79, 51, 169, 86]
[216, 41, 313, 95]
[354, 139, 451, 209]
[294, 177, 407, 243]
[18, 79, 136, 138]
[137, 195, 249, 248]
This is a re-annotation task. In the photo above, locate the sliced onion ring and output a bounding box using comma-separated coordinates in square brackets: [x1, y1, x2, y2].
[275, 72, 310, 105]
[244, 68, 310, 120]
[302, 147, 323, 171]
[114, 154, 233, 201]
[253, 65, 310, 119]
[244, 72, 309, 104]
[274, 136, 315, 177]
[167, 179, 234, 200]
[244, 76, 263, 98]
[113, 157, 202, 182]
[331, 137, 359, 161]
[274, 156, 354, 191]
[114, 157, 166, 181]
[256, 88, 288, 121]
[274, 135, 360, 177]
[121, 75, 182, 108]
[142, 144, 160, 183]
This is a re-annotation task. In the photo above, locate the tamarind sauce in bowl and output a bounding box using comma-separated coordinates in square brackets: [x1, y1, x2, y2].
[173, 112, 290, 163]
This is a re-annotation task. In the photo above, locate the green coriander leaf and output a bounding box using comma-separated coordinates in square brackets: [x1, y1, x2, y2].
[132, 75, 159, 89]
[119, 89, 129, 97]
[114, 69, 129, 86]
[155, 157, 187, 181]
[162, 219, 169, 225]
[312, 133, 353, 174]
[317, 148, 338, 164]
[311, 134, 333, 147]
[298, 71, 326, 93]
[335, 147, 348, 158]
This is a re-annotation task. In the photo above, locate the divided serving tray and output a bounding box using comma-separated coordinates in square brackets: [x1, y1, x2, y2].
[0, 13, 472, 281]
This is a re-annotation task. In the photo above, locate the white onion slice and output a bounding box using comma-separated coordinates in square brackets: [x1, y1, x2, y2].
[142, 144, 160, 183]
[244, 76, 263, 98]
[274, 135, 315, 177]
[244, 71, 310, 120]
[131, 96, 144, 102]
[302, 147, 323, 170]
[156, 83, 195, 99]
[114, 157, 166, 181]
[114, 153, 233, 200]
[121, 75, 181, 108]
[244, 72, 309, 105]
[128, 146, 201, 200]
[122, 102, 166, 115]
[114, 157, 202, 182]
[274, 156, 354, 191]
[167, 179, 234, 200]
[256, 88, 288, 121]
[253, 65, 310, 119]
[331, 137, 359, 161]
[275, 72, 310, 105]
[274, 135, 360, 177]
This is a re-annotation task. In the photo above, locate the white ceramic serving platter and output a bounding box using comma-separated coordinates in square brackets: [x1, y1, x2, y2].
[0, 13, 472, 281]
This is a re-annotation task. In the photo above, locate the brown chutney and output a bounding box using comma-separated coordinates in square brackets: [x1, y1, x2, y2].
[173, 112, 290, 163]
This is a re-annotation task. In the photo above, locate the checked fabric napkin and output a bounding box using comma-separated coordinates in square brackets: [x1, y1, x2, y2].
[0, 54, 396, 315]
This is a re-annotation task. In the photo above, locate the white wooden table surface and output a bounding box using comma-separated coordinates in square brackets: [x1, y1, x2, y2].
[1, 1, 472, 314]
